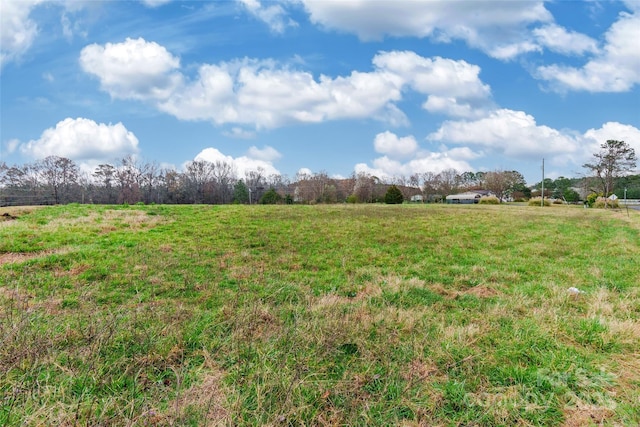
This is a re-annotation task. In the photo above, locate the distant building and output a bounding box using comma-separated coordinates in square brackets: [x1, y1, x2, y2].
[445, 190, 492, 204]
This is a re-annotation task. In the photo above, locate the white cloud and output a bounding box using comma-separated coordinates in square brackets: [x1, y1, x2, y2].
[428, 109, 582, 158]
[355, 132, 479, 179]
[533, 24, 599, 56]
[297, 167, 313, 177]
[4, 138, 20, 154]
[140, 0, 172, 7]
[373, 51, 491, 99]
[193, 147, 280, 177]
[80, 37, 182, 101]
[238, 0, 296, 33]
[246, 145, 282, 162]
[0, 0, 43, 69]
[80, 39, 493, 129]
[223, 127, 256, 139]
[536, 12, 640, 92]
[429, 110, 640, 172]
[355, 149, 475, 180]
[373, 131, 418, 158]
[19, 117, 140, 162]
[300, 0, 552, 59]
[583, 122, 640, 163]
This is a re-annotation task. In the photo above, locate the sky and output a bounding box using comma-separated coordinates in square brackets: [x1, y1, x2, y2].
[1, 0, 639, 184]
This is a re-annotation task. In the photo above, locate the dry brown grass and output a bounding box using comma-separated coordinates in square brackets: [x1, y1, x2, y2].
[0, 248, 70, 266]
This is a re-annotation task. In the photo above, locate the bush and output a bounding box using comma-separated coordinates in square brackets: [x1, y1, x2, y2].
[593, 197, 619, 209]
[586, 193, 600, 207]
[346, 194, 357, 204]
[528, 197, 551, 207]
[384, 185, 404, 204]
[259, 188, 282, 204]
[552, 198, 564, 204]
[479, 195, 500, 204]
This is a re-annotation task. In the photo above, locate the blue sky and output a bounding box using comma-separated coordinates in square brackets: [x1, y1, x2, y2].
[1, 0, 639, 184]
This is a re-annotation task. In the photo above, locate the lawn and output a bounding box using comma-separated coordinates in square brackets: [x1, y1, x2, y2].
[1, 203, 639, 426]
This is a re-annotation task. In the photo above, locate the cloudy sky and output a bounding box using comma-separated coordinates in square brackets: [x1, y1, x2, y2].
[1, 0, 639, 183]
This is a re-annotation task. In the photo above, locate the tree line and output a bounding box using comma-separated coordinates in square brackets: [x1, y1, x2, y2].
[1, 140, 638, 206]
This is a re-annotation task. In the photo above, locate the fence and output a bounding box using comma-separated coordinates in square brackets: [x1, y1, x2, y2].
[619, 199, 640, 206]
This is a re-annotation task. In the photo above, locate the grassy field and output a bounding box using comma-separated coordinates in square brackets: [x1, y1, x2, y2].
[1, 203, 639, 426]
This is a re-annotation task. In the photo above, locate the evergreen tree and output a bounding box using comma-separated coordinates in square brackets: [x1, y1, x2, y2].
[233, 180, 250, 204]
[384, 185, 404, 204]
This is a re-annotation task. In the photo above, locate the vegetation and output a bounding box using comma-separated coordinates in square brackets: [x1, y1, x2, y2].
[259, 188, 282, 204]
[478, 195, 500, 204]
[1, 203, 639, 426]
[3, 155, 640, 208]
[528, 196, 551, 207]
[384, 185, 404, 204]
[583, 140, 637, 200]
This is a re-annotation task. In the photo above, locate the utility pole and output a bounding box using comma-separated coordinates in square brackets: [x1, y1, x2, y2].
[541, 158, 545, 207]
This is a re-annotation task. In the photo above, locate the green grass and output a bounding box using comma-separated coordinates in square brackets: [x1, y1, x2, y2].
[1, 203, 639, 425]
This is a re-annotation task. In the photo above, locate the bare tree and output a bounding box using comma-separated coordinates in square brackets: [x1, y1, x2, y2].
[116, 156, 143, 204]
[183, 160, 215, 204]
[583, 140, 637, 202]
[211, 160, 236, 204]
[353, 172, 375, 203]
[435, 168, 460, 199]
[245, 168, 266, 204]
[38, 156, 79, 204]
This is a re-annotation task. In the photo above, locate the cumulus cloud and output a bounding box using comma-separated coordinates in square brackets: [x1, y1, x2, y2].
[428, 109, 581, 158]
[536, 12, 640, 92]
[355, 149, 476, 180]
[19, 118, 140, 162]
[299, 0, 551, 60]
[533, 24, 599, 56]
[583, 122, 640, 162]
[238, 0, 296, 33]
[429, 110, 640, 171]
[296, 167, 313, 177]
[373, 131, 418, 158]
[355, 131, 480, 179]
[193, 147, 280, 177]
[80, 39, 493, 129]
[80, 37, 182, 100]
[0, 0, 43, 69]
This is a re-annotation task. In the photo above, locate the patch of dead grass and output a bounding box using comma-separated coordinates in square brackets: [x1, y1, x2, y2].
[562, 403, 614, 427]
[430, 283, 501, 299]
[0, 248, 69, 266]
[44, 208, 166, 231]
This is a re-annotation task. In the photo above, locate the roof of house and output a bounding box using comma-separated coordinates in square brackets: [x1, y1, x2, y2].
[446, 192, 483, 200]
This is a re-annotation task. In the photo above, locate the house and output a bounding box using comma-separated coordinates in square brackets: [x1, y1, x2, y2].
[445, 190, 492, 204]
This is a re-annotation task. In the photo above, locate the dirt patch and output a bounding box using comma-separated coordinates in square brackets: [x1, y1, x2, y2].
[0, 248, 69, 266]
[430, 283, 500, 299]
[402, 359, 440, 382]
[562, 404, 614, 427]
[142, 367, 230, 426]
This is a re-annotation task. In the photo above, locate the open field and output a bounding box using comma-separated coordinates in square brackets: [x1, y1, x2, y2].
[1, 203, 639, 426]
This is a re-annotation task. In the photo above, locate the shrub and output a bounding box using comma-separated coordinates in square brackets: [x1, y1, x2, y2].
[552, 199, 564, 204]
[346, 194, 357, 204]
[259, 188, 282, 204]
[384, 185, 404, 204]
[593, 197, 619, 209]
[586, 193, 600, 207]
[528, 197, 551, 207]
[479, 195, 500, 204]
